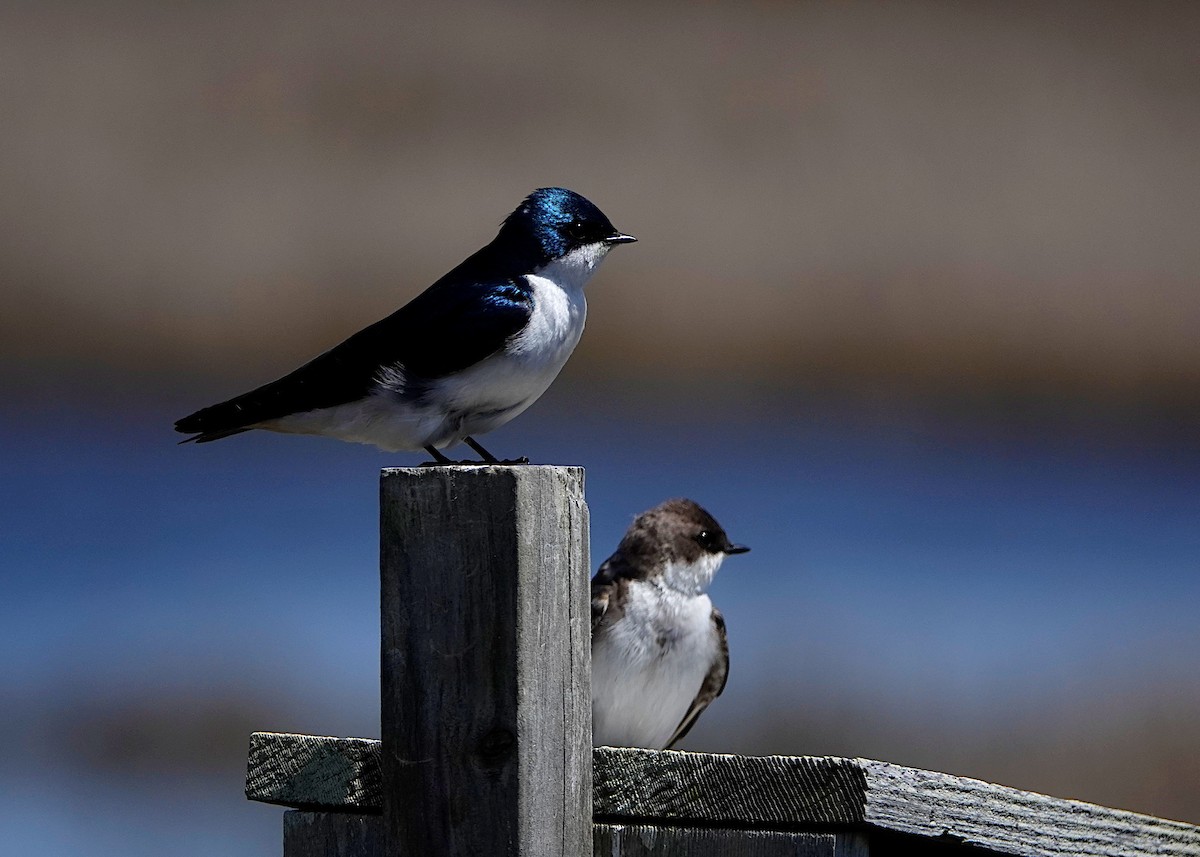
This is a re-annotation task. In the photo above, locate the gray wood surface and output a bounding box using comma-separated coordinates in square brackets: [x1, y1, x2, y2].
[599, 749, 1200, 857]
[247, 735, 1200, 856]
[379, 465, 591, 857]
[857, 759, 1198, 857]
[284, 811, 384, 857]
[278, 814, 863, 857]
[247, 733, 381, 812]
[595, 825, 868, 856]
[593, 748, 867, 826]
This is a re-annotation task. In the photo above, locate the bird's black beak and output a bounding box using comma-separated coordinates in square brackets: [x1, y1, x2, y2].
[724, 544, 750, 555]
[605, 232, 637, 245]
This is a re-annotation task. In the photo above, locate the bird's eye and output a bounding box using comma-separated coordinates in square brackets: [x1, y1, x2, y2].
[695, 530, 721, 551]
[564, 218, 587, 240]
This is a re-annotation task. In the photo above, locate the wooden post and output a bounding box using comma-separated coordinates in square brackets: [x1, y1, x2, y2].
[246, 464, 1200, 856]
[379, 466, 591, 857]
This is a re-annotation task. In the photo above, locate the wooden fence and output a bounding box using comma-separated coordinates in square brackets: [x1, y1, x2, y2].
[245, 466, 1200, 856]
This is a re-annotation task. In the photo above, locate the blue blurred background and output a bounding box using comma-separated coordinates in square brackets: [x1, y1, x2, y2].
[2, 2, 1198, 854]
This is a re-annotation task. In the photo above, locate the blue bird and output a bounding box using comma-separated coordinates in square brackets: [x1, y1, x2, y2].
[175, 187, 635, 463]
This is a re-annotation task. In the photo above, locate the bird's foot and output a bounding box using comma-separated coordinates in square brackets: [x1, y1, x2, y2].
[421, 441, 528, 466]
[462, 436, 530, 465]
[417, 456, 530, 467]
[421, 445, 457, 466]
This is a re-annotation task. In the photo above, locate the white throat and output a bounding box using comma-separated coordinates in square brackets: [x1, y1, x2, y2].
[658, 554, 723, 597]
[534, 242, 613, 294]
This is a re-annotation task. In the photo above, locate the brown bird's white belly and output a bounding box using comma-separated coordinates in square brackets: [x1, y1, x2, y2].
[592, 581, 719, 749]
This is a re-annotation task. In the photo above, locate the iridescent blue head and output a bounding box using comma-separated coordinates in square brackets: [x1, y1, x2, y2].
[498, 187, 636, 264]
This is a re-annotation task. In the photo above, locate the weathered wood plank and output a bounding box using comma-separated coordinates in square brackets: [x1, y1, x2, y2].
[379, 465, 591, 857]
[594, 825, 868, 856]
[283, 811, 384, 857]
[279, 814, 861, 857]
[858, 759, 1199, 857]
[247, 736, 1200, 856]
[593, 749, 867, 827]
[246, 733, 381, 813]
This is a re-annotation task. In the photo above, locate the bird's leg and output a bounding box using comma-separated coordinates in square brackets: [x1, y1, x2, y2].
[463, 437, 500, 463]
[463, 436, 529, 465]
[421, 445, 455, 466]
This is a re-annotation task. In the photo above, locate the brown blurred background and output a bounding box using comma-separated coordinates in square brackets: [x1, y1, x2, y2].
[4, 1, 1199, 402]
[1, 2, 1198, 855]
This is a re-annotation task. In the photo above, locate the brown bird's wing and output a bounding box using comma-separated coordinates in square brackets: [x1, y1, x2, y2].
[664, 608, 729, 750]
[591, 585, 611, 631]
[591, 556, 633, 631]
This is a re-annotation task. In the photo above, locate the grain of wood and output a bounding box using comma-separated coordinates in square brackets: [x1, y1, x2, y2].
[246, 733, 381, 812]
[278, 813, 864, 857]
[284, 811, 384, 857]
[379, 465, 590, 857]
[594, 825, 868, 856]
[247, 737, 1200, 856]
[860, 760, 1200, 857]
[593, 748, 866, 827]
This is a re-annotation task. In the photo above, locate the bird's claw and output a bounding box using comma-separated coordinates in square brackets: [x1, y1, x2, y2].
[419, 456, 530, 467]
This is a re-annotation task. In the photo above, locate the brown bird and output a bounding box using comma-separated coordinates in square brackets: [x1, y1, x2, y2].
[590, 499, 749, 748]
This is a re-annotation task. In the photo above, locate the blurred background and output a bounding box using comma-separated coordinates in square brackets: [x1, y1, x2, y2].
[2, 1, 1198, 853]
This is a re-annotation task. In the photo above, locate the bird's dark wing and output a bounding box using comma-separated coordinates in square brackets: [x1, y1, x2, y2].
[591, 586, 610, 632]
[664, 609, 729, 749]
[387, 277, 534, 379]
[174, 276, 533, 442]
[591, 567, 616, 632]
[591, 555, 634, 631]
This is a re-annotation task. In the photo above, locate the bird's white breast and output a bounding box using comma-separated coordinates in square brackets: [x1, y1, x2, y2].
[257, 243, 609, 451]
[426, 254, 588, 435]
[592, 580, 721, 749]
